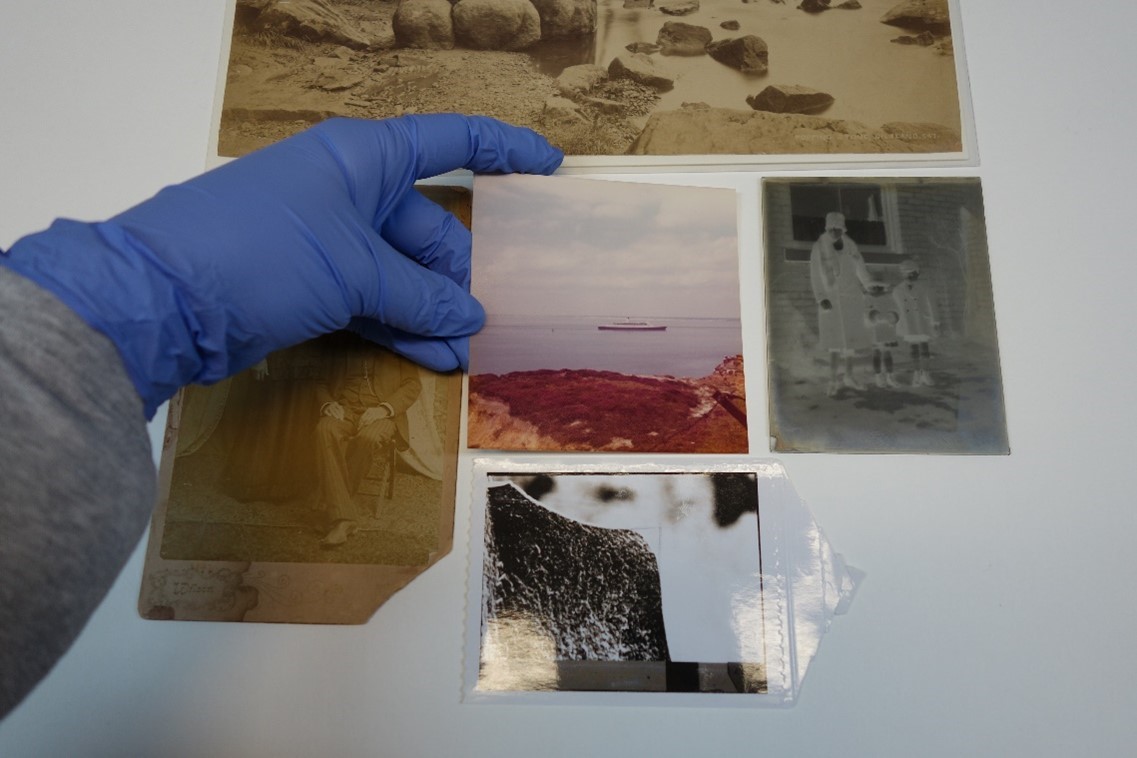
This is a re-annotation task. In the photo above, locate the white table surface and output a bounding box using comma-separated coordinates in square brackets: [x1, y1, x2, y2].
[2, 1, 1135, 755]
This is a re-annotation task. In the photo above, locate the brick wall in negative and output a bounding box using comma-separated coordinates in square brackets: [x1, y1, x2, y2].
[763, 183, 816, 359]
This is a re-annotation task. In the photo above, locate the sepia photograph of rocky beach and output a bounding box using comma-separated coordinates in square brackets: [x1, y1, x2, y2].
[217, 0, 967, 162]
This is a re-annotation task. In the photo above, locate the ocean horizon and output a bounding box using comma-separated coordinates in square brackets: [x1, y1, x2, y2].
[470, 315, 743, 378]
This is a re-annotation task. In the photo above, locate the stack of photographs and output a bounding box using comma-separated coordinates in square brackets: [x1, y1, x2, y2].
[140, 0, 1002, 707]
[460, 167, 1005, 703]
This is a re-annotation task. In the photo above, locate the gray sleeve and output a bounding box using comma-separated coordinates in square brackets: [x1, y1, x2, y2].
[0, 266, 156, 719]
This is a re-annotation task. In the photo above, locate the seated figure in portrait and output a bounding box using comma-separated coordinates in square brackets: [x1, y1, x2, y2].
[314, 334, 423, 547]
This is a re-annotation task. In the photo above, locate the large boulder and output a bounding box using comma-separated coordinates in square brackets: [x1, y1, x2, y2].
[891, 31, 935, 46]
[706, 35, 769, 74]
[453, 0, 542, 50]
[253, 0, 372, 49]
[798, 0, 830, 12]
[626, 41, 662, 54]
[746, 84, 834, 113]
[608, 53, 676, 91]
[393, 0, 456, 49]
[556, 63, 609, 98]
[235, 0, 274, 27]
[659, 0, 699, 15]
[543, 95, 589, 124]
[880, 0, 950, 32]
[657, 21, 712, 56]
[528, 0, 597, 38]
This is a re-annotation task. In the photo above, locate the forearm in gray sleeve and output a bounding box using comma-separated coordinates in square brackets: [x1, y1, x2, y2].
[0, 266, 156, 720]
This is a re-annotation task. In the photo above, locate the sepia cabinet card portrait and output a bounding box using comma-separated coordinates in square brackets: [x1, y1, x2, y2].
[762, 177, 1009, 454]
[140, 332, 463, 623]
[139, 186, 472, 624]
[213, 0, 975, 168]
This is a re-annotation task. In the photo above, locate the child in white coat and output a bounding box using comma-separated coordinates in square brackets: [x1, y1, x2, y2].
[893, 259, 938, 387]
[865, 286, 903, 389]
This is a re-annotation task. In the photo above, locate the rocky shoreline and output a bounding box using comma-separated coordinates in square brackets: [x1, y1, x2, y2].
[630, 102, 961, 155]
[467, 356, 747, 453]
[220, 0, 961, 157]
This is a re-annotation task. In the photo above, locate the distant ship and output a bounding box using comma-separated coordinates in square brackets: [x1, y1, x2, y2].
[598, 318, 667, 332]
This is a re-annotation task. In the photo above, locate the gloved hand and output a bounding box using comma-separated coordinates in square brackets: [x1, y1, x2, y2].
[0, 115, 563, 418]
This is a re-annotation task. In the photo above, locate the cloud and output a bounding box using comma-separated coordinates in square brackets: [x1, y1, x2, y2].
[472, 175, 741, 318]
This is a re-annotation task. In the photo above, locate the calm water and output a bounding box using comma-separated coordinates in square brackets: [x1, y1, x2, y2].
[470, 315, 743, 377]
[530, 0, 961, 128]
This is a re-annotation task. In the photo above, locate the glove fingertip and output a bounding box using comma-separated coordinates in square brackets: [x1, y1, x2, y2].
[461, 296, 487, 334]
[352, 318, 468, 373]
[396, 338, 465, 373]
[452, 337, 471, 372]
[425, 283, 485, 338]
[467, 117, 565, 176]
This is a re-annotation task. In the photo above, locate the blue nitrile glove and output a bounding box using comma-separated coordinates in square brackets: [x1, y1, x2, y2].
[1, 115, 563, 418]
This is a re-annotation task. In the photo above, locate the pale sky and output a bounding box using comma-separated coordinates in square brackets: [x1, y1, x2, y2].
[470, 175, 741, 319]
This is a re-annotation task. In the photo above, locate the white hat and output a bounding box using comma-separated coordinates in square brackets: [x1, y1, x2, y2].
[825, 212, 846, 231]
